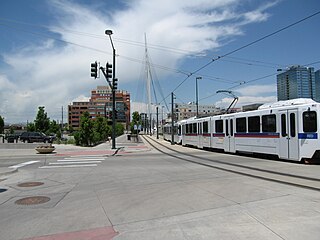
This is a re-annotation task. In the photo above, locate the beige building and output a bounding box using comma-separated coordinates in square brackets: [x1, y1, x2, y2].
[175, 102, 221, 120]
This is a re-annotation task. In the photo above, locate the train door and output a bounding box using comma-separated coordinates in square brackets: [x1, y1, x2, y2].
[198, 122, 203, 148]
[279, 109, 299, 160]
[224, 118, 235, 152]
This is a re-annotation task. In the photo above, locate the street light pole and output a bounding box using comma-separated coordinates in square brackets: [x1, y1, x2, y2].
[105, 29, 116, 149]
[171, 92, 175, 145]
[156, 106, 159, 139]
[196, 77, 202, 118]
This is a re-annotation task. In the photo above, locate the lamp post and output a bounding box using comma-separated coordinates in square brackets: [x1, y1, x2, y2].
[196, 77, 202, 118]
[156, 106, 159, 139]
[105, 29, 116, 149]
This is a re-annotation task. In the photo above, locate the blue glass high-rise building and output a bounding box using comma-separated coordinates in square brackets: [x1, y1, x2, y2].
[277, 66, 317, 101]
[316, 70, 320, 101]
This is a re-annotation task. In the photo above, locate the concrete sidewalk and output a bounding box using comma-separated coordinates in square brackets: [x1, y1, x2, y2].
[0, 134, 150, 176]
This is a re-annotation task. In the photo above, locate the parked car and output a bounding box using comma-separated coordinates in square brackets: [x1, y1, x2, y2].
[20, 132, 53, 143]
[4, 133, 20, 143]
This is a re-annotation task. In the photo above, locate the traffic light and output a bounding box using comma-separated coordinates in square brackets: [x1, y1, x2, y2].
[113, 78, 118, 90]
[90, 61, 98, 78]
[106, 62, 112, 79]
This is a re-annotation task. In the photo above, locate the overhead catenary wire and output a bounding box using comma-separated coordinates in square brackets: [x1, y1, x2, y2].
[0, 17, 296, 71]
[199, 59, 320, 101]
[160, 9, 320, 104]
[170, 10, 320, 93]
[1, 10, 320, 107]
[1, 15, 308, 97]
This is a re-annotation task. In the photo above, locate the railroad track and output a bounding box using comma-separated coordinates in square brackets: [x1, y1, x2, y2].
[142, 135, 320, 192]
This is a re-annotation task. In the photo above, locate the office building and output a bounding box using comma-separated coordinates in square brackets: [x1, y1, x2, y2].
[277, 65, 317, 101]
[68, 86, 130, 129]
[316, 70, 320, 102]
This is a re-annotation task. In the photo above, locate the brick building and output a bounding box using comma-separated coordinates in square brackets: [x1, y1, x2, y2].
[68, 86, 130, 129]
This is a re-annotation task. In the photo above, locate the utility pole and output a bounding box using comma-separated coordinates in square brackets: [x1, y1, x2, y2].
[171, 92, 175, 145]
[196, 77, 202, 118]
[156, 106, 159, 139]
[61, 106, 63, 133]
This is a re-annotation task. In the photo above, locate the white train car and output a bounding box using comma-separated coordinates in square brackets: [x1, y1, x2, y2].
[163, 121, 184, 144]
[180, 99, 320, 162]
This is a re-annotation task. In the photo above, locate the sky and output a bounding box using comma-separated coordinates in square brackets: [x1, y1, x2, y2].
[0, 0, 320, 124]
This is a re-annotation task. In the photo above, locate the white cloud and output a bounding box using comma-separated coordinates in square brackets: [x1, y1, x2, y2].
[235, 84, 276, 96]
[215, 84, 277, 108]
[71, 95, 90, 103]
[216, 95, 277, 109]
[0, 0, 276, 123]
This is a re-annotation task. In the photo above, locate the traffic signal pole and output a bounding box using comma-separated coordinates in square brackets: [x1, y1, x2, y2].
[106, 30, 116, 149]
[90, 29, 118, 150]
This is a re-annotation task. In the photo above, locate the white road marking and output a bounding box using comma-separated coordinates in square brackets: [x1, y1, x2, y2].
[51, 161, 101, 164]
[39, 164, 97, 169]
[68, 155, 107, 158]
[39, 155, 106, 169]
[62, 158, 105, 161]
[9, 161, 40, 169]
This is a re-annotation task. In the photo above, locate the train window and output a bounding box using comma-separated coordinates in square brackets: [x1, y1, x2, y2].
[281, 114, 287, 137]
[192, 123, 197, 134]
[203, 122, 208, 133]
[215, 120, 223, 133]
[303, 111, 317, 132]
[186, 124, 190, 134]
[290, 113, 296, 137]
[226, 120, 229, 136]
[230, 119, 234, 136]
[262, 114, 276, 132]
[174, 126, 178, 135]
[248, 116, 260, 132]
[236, 117, 246, 133]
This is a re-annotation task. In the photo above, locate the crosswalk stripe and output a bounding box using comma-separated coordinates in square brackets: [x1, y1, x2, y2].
[39, 164, 97, 169]
[62, 158, 105, 161]
[51, 161, 101, 164]
[39, 155, 108, 169]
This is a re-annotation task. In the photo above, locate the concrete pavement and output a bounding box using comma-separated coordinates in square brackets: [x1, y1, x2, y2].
[0, 134, 149, 176]
[1, 134, 320, 240]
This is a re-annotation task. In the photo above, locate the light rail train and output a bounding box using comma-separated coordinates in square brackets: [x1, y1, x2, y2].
[163, 99, 320, 162]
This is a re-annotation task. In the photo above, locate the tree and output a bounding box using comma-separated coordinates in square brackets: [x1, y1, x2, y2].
[34, 106, 50, 133]
[78, 111, 94, 146]
[27, 122, 36, 132]
[116, 123, 125, 137]
[0, 115, 4, 134]
[48, 120, 60, 135]
[93, 116, 109, 144]
[130, 111, 141, 134]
